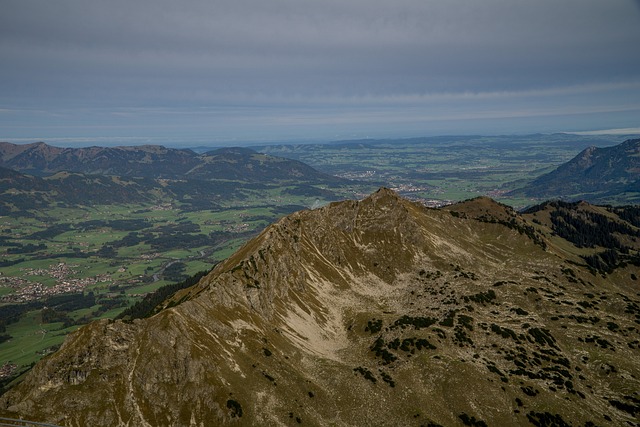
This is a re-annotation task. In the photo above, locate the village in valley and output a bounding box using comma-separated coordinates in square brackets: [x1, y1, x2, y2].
[0, 263, 111, 303]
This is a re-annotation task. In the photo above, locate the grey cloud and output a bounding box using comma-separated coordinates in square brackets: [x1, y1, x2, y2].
[1, 0, 639, 141]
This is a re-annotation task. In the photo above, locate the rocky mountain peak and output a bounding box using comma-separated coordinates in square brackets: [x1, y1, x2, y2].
[184, 188, 424, 317]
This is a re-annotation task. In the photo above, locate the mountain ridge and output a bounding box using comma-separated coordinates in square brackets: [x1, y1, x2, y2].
[511, 138, 640, 203]
[0, 142, 347, 215]
[0, 141, 341, 184]
[1, 189, 639, 426]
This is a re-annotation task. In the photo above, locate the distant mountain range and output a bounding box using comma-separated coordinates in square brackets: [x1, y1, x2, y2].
[511, 138, 640, 203]
[2, 189, 638, 425]
[0, 142, 346, 215]
[0, 142, 341, 183]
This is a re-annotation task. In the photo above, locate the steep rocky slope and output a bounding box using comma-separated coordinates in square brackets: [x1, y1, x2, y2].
[1, 189, 639, 426]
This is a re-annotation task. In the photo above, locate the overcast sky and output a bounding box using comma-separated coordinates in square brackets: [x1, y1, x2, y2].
[1, 0, 640, 146]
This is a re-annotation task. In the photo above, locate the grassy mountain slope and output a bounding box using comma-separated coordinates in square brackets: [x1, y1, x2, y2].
[0, 142, 348, 215]
[1, 189, 638, 426]
[0, 142, 341, 184]
[0, 167, 157, 214]
[511, 138, 640, 203]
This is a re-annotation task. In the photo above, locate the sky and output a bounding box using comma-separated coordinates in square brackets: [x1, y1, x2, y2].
[1, 0, 640, 146]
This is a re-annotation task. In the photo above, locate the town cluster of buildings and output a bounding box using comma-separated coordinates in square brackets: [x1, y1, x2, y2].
[0, 263, 111, 303]
[0, 362, 17, 379]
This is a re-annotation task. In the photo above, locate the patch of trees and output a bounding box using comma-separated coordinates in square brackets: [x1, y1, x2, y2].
[112, 231, 144, 248]
[606, 205, 640, 228]
[487, 362, 507, 380]
[439, 310, 456, 327]
[364, 318, 383, 334]
[226, 399, 243, 418]
[96, 245, 117, 257]
[117, 269, 210, 321]
[178, 198, 221, 212]
[609, 395, 640, 417]
[370, 337, 398, 364]
[41, 307, 74, 328]
[453, 325, 473, 346]
[391, 315, 438, 330]
[387, 336, 436, 352]
[582, 248, 640, 275]
[46, 292, 96, 312]
[353, 366, 376, 383]
[549, 202, 639, 249]
[146, 233, 211, 251]
[93, 295, 128, 316]
[353, 366, 395, 388]
[511, 307, 529, 316]
[582, 249, 618, 274]
[0, 292, 99, 333]
[1, 194, 48, 214]
[77, 218, 150, 232]
[0, 258, 25, 267]
[0, 321, 12, 342]
[6, 243, 47, 254]
[27, 223, 73, 240]
[457, 314, 474, 330]
[163, 262, 187, 282]
[475, 215, 547, 249]
[525, 411, 573, 427]
[379, 370, 395, 387]
[542, 202, 640, 273]
[581, 335, 614, 350]
[458, 413, 488, 427]
[464, 289, 496, 304]
[526, 328, 558, 349]
[491, 324, 520, 341]
[0, 302, 43, 329]
[111, 223, 218, 251]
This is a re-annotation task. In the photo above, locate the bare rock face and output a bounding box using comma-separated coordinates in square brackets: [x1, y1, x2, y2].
[2, 188, 639, 426]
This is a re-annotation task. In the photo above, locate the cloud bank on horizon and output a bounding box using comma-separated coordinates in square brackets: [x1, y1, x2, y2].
[1, 0, 639, 145]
